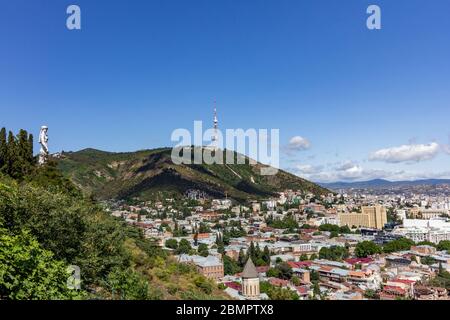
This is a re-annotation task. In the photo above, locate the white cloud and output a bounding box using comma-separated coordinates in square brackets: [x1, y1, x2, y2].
[287, 136, 310, 151]
[369, 142, 440, 163]
[336, 161, 358, 171]
[296, 164, 324, 174]
[292, 159, 450, 183]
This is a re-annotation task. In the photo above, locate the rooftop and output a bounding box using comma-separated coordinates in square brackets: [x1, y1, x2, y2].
[242, 257, 259, 279]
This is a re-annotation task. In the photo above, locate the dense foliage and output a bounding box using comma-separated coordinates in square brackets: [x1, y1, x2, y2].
[0, 128, 34, 180]
[260, 281, 299, 300]
[266, 214, 299, 230]
[382, 238, 415, 253]
[319, 246, 349, 261]
[355, 241, 382, 258]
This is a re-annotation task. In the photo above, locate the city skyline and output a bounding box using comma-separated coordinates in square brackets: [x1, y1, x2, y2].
[1, 0, 450, 183]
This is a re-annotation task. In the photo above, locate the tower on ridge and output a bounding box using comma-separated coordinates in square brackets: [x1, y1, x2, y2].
[211, 100, 218, 150]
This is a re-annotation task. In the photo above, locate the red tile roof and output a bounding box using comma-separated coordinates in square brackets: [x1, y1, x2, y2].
[392, 278, 416, 284]
[383, 285, 407, 295]
[287, 261, 312, 268]
[224, 282, 241, 291]
[295, 286, 309, 295]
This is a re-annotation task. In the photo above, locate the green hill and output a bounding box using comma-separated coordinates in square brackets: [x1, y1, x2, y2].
[57, 147, 329, 201]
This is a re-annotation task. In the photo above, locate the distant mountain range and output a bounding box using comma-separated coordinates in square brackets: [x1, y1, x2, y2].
[320, 178, 450, 190]
[57, 147, 329, 202]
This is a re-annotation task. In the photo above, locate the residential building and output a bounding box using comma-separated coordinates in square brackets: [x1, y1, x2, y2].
[338, 205, 387, 230]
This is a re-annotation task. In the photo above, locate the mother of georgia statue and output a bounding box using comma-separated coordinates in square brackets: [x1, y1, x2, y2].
[38, 125, 49, 165]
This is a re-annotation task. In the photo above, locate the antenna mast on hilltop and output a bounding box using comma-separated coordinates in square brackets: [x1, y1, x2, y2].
[212, 100, 218, 150]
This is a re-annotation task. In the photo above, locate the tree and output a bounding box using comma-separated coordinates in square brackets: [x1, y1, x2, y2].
[355, 241, 382, 258]
[266, 268, 280, 278]
[0, 129, 35, 179]
[27, 133, 34, 164]
[176, 239, 192, 254]
[364, 289, 379, 300]
[339, 225, 352, 234]
[6, 131, 18, 178]
[417, 241, 436, 247]
[319, 224, 340, 233]
[262, 246, 270, 265]
[0, 127, 6, 171]
[198, 222, 211, 233]
[106, 267, 149, 300]
[420, 256, 436, 265]
[275, 262, 293, 280]
[299, 254, 308, 261]
[238, 248, 246, 267]
[312, 281, 321, 298]
[437, 240, 450, 252]
[319, 246, 349, 261]
[198, 243, 209, 257]
[248, 241, 256, 262]
[194, 276, 213, 294]
[223, 255, 241, 275]
[260, 281, 299, 300]
[0, 227, 84, 300]
[255, 243, 261, 261]
[291, 275, 300, 286]
[165, 239, 178, 250]
[329, 230, 339, 238]
[383, 238, 415, 253]
[310, 270, 320, 281]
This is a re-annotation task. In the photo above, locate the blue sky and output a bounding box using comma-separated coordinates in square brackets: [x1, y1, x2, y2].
[1, 0, 449, 182]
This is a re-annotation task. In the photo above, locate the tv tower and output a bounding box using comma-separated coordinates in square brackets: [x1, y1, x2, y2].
[212, 100, 218, 150]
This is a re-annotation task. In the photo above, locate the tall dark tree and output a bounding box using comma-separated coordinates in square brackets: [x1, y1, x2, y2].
[255, 242, 261, 260]
[17, 129, 32, 176]
[0, 127, 6, 171]
[6, 131, 18, 177]
[248, 241, 256, 262]
[238, 248, 246, 267]
[262, 246, 270, 265]
[27, 133, 34, 163]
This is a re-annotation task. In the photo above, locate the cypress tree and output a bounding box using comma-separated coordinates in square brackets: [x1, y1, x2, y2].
[28, 133, 34, 163]
[6, 131, 17, 177]
[0, 127, 6, 171]
[262, 246, 270, 265]
[248, 241, 257, 262]
[255, 242, 261, 260]
[17, 129, 28, 160]
[238, 248, 246, 267]
[16, 129, 32, 177]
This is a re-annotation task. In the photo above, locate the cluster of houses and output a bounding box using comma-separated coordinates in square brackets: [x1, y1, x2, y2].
[104, 191, 450, 300]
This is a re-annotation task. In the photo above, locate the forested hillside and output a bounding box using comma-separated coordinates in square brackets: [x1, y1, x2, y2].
[58, 147, 329, 202]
